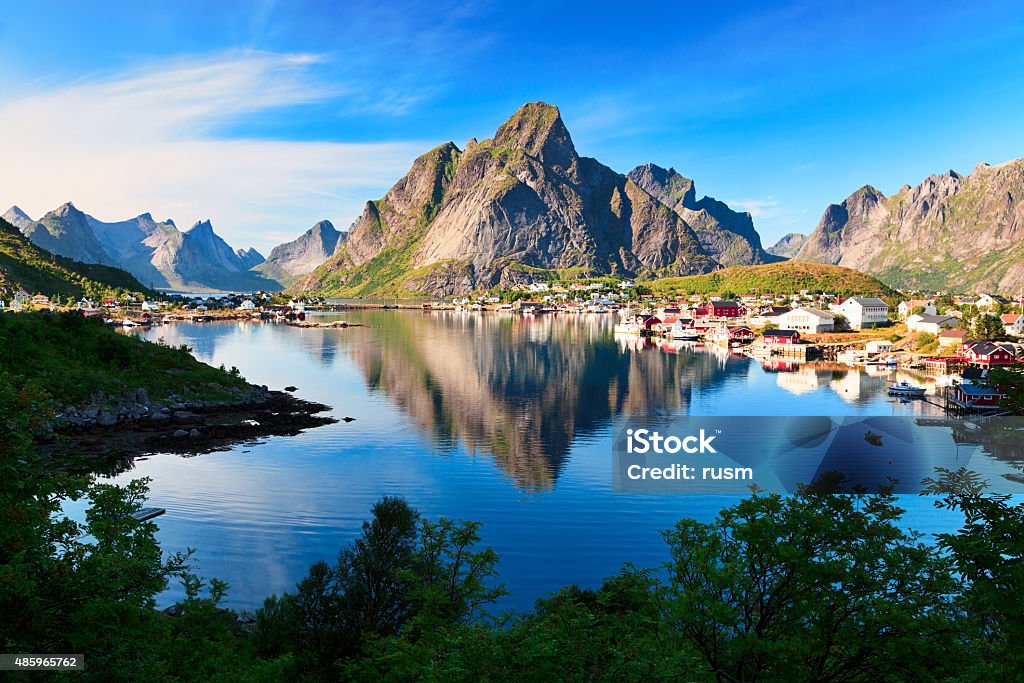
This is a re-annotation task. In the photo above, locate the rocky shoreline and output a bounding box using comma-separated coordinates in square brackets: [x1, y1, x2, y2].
[38, 386, 338, 460]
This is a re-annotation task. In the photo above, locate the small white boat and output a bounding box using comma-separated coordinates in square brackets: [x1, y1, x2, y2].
[888, 381, 925, 397]
[672, 328, 700, 341]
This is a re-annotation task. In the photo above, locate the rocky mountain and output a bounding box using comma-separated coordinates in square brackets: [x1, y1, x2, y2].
[21, 203, 117, 268]
[1, 205, 34, 231]
[626, 164, 782, 267]
[795, 159, 1024, 293]
[236, 247, 265, 270]
[297, 102, 727, 297]
[255, 220, 344, 283]
[0, 215, 153, 299]
[10, 204, 280, 292]
[767, 232, 806, 259]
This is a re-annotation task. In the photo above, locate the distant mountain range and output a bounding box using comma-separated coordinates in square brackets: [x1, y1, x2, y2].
[0, 215, 153, 299]
[10, 102, 1021, 296]
[295, 102, 777, 297]
[767, 232, 806, 259]
[793, 159, 1024, 293]
[3, 204, 346, 293]
[253, 220, 346, 286]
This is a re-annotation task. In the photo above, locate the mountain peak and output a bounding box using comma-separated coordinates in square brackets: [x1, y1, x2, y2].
[236, 247, 265, 269]
[627, 164, 697, 210]
[2, 205, 33, 229]
[493, 101, 576, 169]
[54, 201, 81, 217]
[187, 219, 214, 234]
[308, 219, 337, 237]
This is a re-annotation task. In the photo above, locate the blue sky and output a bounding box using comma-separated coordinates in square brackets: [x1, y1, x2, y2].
[1, 0, 1022, 254]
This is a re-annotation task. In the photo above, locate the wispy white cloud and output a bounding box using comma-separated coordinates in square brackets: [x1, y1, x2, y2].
[725, 197, 804, 222]
[0, 51, 426, 254]
[725, 197, 810, 244]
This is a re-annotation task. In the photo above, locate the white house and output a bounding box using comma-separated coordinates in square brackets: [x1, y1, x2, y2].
[906, 314, 958, 335]
[865, 340, 894, 355]
[975, 294, 1010, 310]
[141, 301, 161, 312]
[897, 299, 936, 320]
[237, 299, 257, 311]
[777, 307, 835, 333]
[837, 297, 889, 330]
[1003, 313, 1024, 336]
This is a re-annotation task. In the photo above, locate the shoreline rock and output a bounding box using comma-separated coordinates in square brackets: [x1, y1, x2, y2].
[37, 390, 337, 462]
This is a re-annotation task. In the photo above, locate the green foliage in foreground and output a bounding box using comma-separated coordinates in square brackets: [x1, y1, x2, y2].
[0, 216, 155, 300]
[0, 312, 248, 405]
[4, 356, 1024, 680]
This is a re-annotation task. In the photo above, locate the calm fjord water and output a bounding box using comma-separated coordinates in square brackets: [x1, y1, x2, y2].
[110, 310, 985, 611]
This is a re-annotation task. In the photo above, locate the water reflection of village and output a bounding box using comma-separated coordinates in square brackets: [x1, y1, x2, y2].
[339, 312, 959, 489]
[133, 313, 1018, 491]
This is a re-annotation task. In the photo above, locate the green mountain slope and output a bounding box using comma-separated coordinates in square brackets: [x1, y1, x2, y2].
[649, 262, 896, 298]
[0, 217, 155, 300]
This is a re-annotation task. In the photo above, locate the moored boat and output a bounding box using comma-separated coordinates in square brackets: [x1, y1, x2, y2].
[888, 381, 925, 397]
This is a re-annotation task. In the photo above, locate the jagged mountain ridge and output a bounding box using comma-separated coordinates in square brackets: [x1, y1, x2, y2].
[767, 232, 806, 259]
[626, 164, 783, 267]
[794, 159, 1024, 293]
[0, 215, 154, 299]
[9, 203, 280, 292]
[254, 220, 345, 284]
[297, 102, 742, 296]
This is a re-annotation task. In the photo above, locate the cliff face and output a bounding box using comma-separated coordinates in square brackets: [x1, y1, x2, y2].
[627, 164, 782, 267]
[795, 160, 1024, 293]
[297, 102, 723, 296]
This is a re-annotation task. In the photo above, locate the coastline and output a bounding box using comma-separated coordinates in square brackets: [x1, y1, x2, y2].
[37, 389, 337, 461]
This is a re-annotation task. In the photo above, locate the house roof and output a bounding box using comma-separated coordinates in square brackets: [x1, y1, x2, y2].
[912, 314, 957, 324]
[765, 329, 800, 337]
[939, 329, 968, 339]
[783, 307, 834, 319]
[956, 384, 1003, 397]
[1001, 313, 1022, 324]
[845, 297, 888, 307]
[966, 341, 1014, 357]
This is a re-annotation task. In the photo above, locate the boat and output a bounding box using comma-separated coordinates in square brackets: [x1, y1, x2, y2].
[864, 431, 884, 446]
[888, 381, 926, 397]
[671, 324, 700, 341]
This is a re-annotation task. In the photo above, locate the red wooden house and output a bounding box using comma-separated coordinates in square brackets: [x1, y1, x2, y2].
[950, 383, 1005, 408]
[961, 341, 1016, 367]
[726, 326, 756, 343]
[637, 314, 663, 331]
[698, 300, 742, 318]
[763, 329, 801, 345]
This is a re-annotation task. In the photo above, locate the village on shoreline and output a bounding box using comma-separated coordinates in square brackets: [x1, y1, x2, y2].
[3, 276, 1022, 415]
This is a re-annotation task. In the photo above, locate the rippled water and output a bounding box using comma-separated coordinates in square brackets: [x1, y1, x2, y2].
[89, 310, 1010, 611]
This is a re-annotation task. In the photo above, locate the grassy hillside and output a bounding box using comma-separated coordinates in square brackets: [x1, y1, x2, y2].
[648, 262, 896, 298]
[0, 217, 155, 300]
[0, 312, 248, 405]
